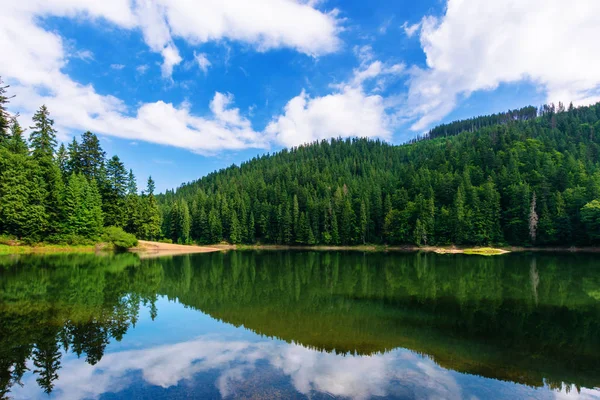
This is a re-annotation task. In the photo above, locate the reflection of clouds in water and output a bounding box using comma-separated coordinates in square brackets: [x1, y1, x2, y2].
[554, 386, 600, 400]
[12, 336, 598, 400]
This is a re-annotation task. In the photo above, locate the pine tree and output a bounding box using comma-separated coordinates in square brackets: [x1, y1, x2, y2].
[29, 105, 57, 160]
[56, 144, 68, 177]
[247, 211, 255, 243]
[178, 200, 191, 244]
[359, 200, 368, 244]
[0, 150, 48, 239]
[67, 138, 80, 175]
[230, 210, 242, 244]
[7, 118, 28, 155]
[79, 131, 105, 180]
[103, 155, 128, 227]
[0, 78, 12, 144]
[208, 208, 222, 243]
[124, 169, 141, 235]
[141, 177, 161, 240]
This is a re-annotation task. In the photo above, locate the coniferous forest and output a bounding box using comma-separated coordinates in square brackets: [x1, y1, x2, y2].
[0, 79, 161, 244]
[3, 77, 600, 247]
[160, 101, 600, 247]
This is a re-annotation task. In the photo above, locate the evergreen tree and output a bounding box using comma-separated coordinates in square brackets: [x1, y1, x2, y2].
[103, 155, 128, 227]
[124, 169, 141, 235]
[581, 200, 600, 242]
[56, 143, 68, 177]
[7, 118, 28, 155]
[0, 78, 12, 144]
[230, 210, 242, 244]
[141, 177, 161, 240]
[29, 105, 57, 160]
[67, 138, 80, 175]
[79, 131, 105, 180]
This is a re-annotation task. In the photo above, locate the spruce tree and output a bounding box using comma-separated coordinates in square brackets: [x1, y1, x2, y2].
[29, 105, 57, 160]
[0, 78, 12, 144]
[141, 177, 161, 240]
[103, 155, 128, 227]
[7, 118, 28, 155]
[79, 131, 105, 180]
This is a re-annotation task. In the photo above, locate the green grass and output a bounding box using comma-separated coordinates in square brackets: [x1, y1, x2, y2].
[0, 243, 104, 255]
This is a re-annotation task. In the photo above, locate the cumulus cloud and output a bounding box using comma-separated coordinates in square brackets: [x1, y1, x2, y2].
[0, 0, 344, 153]
[266, 88, 391, 147]
[405, 0, 600, 131]
[110, 64, 125, 70]
[266, 46, 404, 147]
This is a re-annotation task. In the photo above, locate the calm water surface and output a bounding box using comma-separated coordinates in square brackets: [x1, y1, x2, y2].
[0, 251, 599, 399]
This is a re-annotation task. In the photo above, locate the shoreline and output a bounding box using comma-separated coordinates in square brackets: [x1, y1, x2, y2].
[130, 240, 222, 258]
[3, 241, 600, 256]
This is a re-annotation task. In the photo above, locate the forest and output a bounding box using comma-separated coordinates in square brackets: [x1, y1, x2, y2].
[3, 75, 600, 247]
[160, 101, 600, 247]
[0, 79, 160, 244]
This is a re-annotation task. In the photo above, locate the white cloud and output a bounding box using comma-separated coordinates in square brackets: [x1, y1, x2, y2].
[110, 64, 125, 70]
[402, 21, 421, 37]
[406, 0, 600, 131]
[266, 88, 391, 147]
[193, 52, 211, 74]
[11, 336, 469, 400]
[136, 64, 149, 74]
[72, 49, 94, 62]
[21, 0, 339, 78]
[266, 48, 404, 147]
[0, 0, 344, 153]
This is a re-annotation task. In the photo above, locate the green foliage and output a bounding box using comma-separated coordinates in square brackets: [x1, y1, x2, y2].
[29, 105, 57, 160]
[102, 226, 138, 250]
[581, 200, 600, 241]
[0, 83, 161, 244]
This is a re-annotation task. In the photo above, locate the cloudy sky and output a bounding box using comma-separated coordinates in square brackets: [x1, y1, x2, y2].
[2, 0, 600, 191]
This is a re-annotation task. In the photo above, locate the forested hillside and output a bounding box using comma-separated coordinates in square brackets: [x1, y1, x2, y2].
[0, 79, 160, 243]
[160, 102, 600, 247]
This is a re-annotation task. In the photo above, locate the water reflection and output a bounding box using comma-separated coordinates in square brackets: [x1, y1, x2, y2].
[1, 252, 600, 399]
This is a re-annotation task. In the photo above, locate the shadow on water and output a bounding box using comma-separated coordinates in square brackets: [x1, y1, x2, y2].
[1, 251, 599, 397]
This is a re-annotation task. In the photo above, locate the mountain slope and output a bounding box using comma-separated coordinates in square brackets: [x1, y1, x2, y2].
[159, 102, 600, 246]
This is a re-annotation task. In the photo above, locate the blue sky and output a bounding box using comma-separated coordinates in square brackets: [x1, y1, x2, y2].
[2, 0, 599, 192]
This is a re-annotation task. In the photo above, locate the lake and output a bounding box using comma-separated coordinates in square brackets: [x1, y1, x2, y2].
[1, 251, 599, 399]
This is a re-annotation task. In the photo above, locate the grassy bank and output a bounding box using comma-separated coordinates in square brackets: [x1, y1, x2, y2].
[0, 243, 106, 255]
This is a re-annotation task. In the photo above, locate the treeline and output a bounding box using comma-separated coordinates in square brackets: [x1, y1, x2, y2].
[0, 80, 160, 243]
[160, 101, 600, 247]
[426, 105, 539, 139]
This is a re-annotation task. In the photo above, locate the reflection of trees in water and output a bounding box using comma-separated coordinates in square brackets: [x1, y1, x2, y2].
[530, 258, 539, 305]
[1, 252, 600, 397]
[156, 252, 600, 391]
[0, 254, 160, 398]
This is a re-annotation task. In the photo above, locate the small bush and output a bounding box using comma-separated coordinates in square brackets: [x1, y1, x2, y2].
[102, 227, 138, 250]
[158, 238, 173, 244]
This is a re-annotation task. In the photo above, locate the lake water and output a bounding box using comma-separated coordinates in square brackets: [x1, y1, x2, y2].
[1, 251, 599, 399]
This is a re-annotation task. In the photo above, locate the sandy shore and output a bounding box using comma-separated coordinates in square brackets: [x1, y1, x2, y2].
[132, 240, 222, 258]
